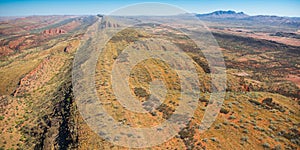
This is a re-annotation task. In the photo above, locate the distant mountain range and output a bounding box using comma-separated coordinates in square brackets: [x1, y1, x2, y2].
[196, 10, 248, 18]
[196, 10, 300, 28]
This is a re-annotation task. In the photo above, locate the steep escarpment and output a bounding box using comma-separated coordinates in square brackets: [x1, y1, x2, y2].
[1, 48, 80, 150]
[0, 52, 80, 150]
[30, 69, 78, 150]
[0, 16, 88, 150]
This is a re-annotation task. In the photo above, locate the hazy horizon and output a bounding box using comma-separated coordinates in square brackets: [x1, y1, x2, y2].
[0, 9, 299, 18]
[0, 0, 299, 17]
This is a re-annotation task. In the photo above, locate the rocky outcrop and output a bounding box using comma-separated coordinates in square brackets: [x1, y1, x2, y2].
[101, 20, 120, 28]
[34, 79, 78, 150]
[63, 40, 80, 53]
[63, 44, 73, 53]
[42, 19, 83, 35]
[248, 98, 286, 112]
[42, 28, 67, 35]
[261, 98, 285, 112]
[0, 46, 14, 56]
[8, 36, 26, 49]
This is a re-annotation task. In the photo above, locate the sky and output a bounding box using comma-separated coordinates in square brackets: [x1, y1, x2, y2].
[0, 0, 299, 17]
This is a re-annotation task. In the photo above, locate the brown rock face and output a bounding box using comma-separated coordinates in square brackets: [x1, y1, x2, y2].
[63, 45, 72, 53]
[101, 20, 120, 28]
[0, 46, 14, 56]
[42, 28, 67, 35]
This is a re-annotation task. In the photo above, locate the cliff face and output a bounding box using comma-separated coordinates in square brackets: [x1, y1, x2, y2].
[42, 28, 67, 35]
[32, 72, 78, 150]
[101, 20, 120, 28]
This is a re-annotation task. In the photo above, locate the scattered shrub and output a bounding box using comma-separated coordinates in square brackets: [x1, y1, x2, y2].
[242, 129, 249, 134]
[273, 145, 281, 150]
[241, 136, 248, 142]
[134, 87, 149, 98]
[199, 98, 209, 103]
[220, 108, 230, 114]
[210, 137, 218, 142]
[262, 142, 270, 148]
[254, 126, 265, 132]
[269, 125, 277, 131]
[223, 121, 229, 125]
[228, 115, 236, 120]
[214, 124, 221, 129]
[248, 99, 261, 105]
